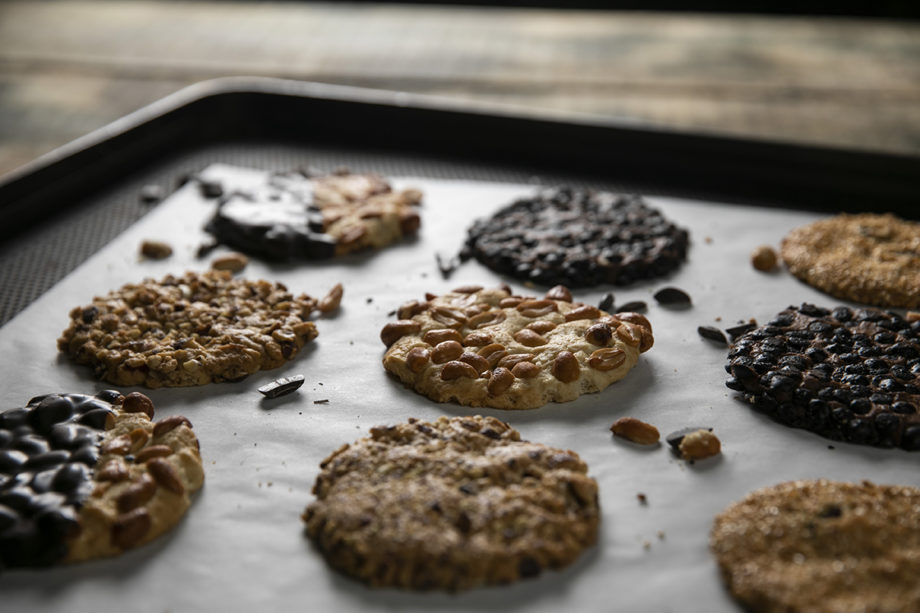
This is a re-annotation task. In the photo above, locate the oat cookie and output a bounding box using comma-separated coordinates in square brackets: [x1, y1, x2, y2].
[381, 284, 654, 409]
[711, 479, 920, 613]
[726, 303, 920, 450]
[302, 415, 599, 590]
[205, 169, 422, 260]
[464, 188, 688, 287]
[58, 270, 331, 388]
[0, 391, 204, 569]
[781, 213, 920, 308]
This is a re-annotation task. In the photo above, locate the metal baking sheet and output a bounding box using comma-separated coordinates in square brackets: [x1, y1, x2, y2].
[1, 164, 916, 611]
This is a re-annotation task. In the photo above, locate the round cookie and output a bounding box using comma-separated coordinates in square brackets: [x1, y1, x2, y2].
[381, 284, 654, 410]
[711, 479, 920, 613]
[725, 303, 920, 450]
[302, 415, 599, 591]
[463, 187, 689, 287]
[58, 270, 329, 388]
[205, 169, 422, 260]
[781, 213, 920, 308]
[0, 391, 204, 569]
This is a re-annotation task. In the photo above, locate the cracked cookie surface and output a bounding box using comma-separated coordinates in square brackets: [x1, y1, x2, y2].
[781, 213, 920, 308]
[58, 270, 327, 388]
[302, 415, 599, 591]
[381, 284, 653, 409]
[711, 479, 920, 613]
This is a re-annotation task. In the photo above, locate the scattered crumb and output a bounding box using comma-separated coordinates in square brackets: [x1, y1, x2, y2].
[715, 316, 722, 322]
[637, 493, 648, 505]
[657, 530, 666, 540]
[314, 399, 330, 404]
[751, 245, 778, 272]
[643, 540, 651, 550]
[140, 239, 172, 260]
[704, 236, 713, 244]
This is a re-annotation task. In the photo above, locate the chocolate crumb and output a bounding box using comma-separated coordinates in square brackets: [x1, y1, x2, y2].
[654, 287, 691, 306]
[698, 326, 728, 345]
[616, 301, 648, 313]
[313, 399, 330, 405]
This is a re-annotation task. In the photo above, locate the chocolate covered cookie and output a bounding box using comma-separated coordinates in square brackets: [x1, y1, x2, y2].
[781, 213, 920, 308]
[725, 304, 920, 450]
[205, 169, 422, 260]
[711, 480, 920, 612]
[302, 415, 599, 591]
[381, 284, 653, 409]
[0, 391, 203, 569]
[58, 270, 332, 388]
[464, 188, 688, 287]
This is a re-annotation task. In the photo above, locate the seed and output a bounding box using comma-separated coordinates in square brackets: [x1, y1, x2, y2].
[598, 293, 614, 312]
[616, 301, 647, 313]
[140, 240, 172, 260]
[211, 252, 248, 273]
[751, 245, 778, 271]
[698, 326, 728, 345]
[487, 367, 515, 395]
[317, 283, 344, 313]
[97, 460, 129, 482]
[610, 417, 660, 445]
[552, 351, 580, 383]
[406, 347, 431, 373]
[258, 374, 305, 398]
[499, 297, 523, 308]
[544, 285, 572, 302]
[615, 312, 652, 333]
[380, 320, 421, 347]
[339, 225, 368, 246]
[653, 287, 691, 306]
[431, 306, 467, 328]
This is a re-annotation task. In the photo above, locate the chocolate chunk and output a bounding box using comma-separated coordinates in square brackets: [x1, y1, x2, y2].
[726, 322, 757, 339]
[258, 375, 305, 399]
[616, 301, 647, 313]
[698, 326, 728, 345]
[598, 293, 614, 311]
[654, 287, 691, 306]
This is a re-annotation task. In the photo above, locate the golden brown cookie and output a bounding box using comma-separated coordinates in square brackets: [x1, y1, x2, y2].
[58, 270, 335, 388]
[302, 415, 599, 591]
[781, 213, 920, 308]
[380, 284, 653, 409]
[0, 391, 204, 569]
[711, 479, 920, 613]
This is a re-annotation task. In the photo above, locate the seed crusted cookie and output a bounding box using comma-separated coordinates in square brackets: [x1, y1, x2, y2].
[0, 391, 204, 569]
[302, 415, 599, 591]
[781, 213, 920, 308]
[711, 479, 920, 613]
[381, 284, 654, 409]
[463, 188, 689, 287]
[726, 304, 920, 450]
[205, 169, 422, 260]
[58, 270, 330, 388]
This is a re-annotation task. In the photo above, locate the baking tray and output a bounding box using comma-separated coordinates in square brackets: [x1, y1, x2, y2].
[0, 78, 918, 612]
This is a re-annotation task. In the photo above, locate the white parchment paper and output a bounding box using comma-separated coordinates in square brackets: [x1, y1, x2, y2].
[1, 165, 916, 612]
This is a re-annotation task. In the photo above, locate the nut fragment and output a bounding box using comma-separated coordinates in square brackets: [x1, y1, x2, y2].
[318, 283, 344, 313]
[431, 340, 464, 364]
[380, 320, 421, 347]
[440, 361, 479, 381]
[487, 367, 515, 395]
[551, 351, 580, 383]
[406, 347, 431, 373]
[544, 285, 572, 302]
[751, 245, 778, 271]
[122, 392, 155, 419]
[127, 428, 150, 453]
[117, 473, 156, 512]
[147, 458, 185, 495]
[211, 252, 248, 273]
[907, 311, 920, 322]
[679, 429, 721, 460]
[610, 417, 660, 445]
[585, 322, 613, 346]
[499, 297, 523, 308]
[140, 240, 172, 259]
[135, 445, 174, 463]
[397, 300, 427, 319]
[423, 329, 463, 346]
[511, 361, 540, 379]
[588, 347, 627, 371]
[111, 508, 152, 549]
[564, 305, 601, 322]
[153, 415, 193, 437]
[452, 285, 483, 294]
[513, 329, 546, 347]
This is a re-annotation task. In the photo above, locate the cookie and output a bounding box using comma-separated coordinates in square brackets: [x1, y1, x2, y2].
[725, 303, 920, 450]
[381, 284, 654, 409]
[781, 213, 920, 308]
[58, 270, 327, 388]
[711, 479, 920, 613]
[205, 169, 422, 260]
[463, 187, 688, 287]
[0, 391, 204, 569]
[302, 415, 599, 590]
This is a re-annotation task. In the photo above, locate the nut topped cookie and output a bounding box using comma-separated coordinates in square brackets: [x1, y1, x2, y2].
[58, 270, 335, 388]
[464, 188, 689, 287]
[302, 415, 599, 591]
[711, 480, 920, 613]
[381, 284, 653, 409]
[0, 391, 203, 569]
[781, 213, 920, 308]
[726, 304, 920, 450]
[205, 169, 422, 260]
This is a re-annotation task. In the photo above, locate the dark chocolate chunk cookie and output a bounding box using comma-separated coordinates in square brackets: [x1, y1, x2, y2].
[0, 391, 203, 569]
[302, 416, 599, 590]
[725, 304, 920, 450]
[205, 170, 422, 260]
[464, 188, 688, 287]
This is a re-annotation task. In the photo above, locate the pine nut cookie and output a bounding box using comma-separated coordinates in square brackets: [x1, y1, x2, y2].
[205, 169, 422, 260]
[58, 270, 334, 388]
[381, 284, 654, 409]
[302, 415, 599, 591]
[711, 479, 920, 613]
[0, 391, 204, 569]
[781, 213, 920, 308]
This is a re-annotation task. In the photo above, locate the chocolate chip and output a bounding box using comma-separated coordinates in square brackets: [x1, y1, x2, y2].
[598, 293, 614, 311]
[654, 287, 691, 306]
[258, 375, 305, 399]
[616, 301, 647, 313]
[726, 322, 757, 339]
[698, 326, 727, 345]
